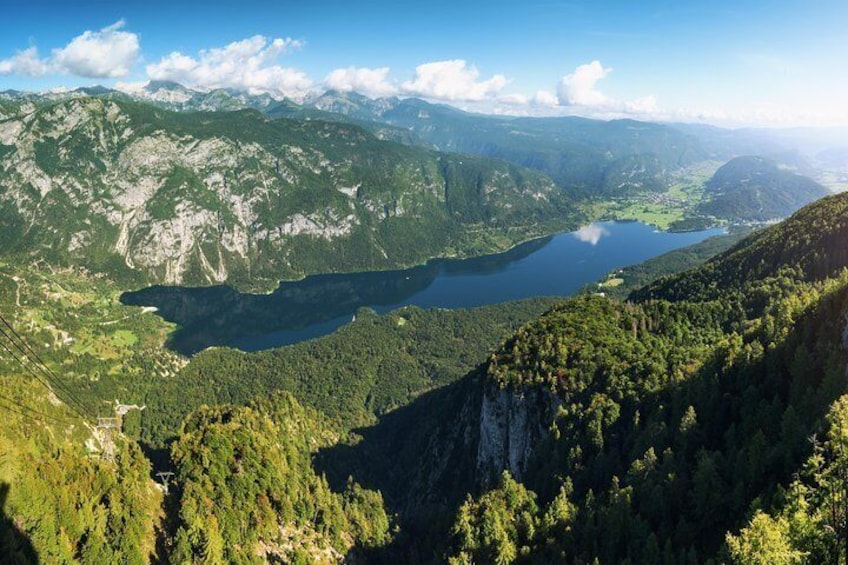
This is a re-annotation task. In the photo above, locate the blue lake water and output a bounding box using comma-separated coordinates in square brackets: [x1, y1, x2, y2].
[121, 221, 725, 355]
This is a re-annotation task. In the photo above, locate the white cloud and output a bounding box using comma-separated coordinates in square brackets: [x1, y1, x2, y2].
[624, 95, 658, 114]
[573, 224, 610, 246]
[324, 66, 397, 97]
[533, 90, 559, 108]
[401, 59, 507, 101]
[114, 80, 148, 94]
[0, 47, 49, 77]
[557, 60, 611, 107]
[498, 93, 529, 106]
[51, 20, 139, 78]
[145, 35, 312, 99]
[0, 21, 139, 79]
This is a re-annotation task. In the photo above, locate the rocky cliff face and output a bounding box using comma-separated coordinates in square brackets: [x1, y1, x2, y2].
[476, 382, 558, 484]
[0, 97, 574, 289]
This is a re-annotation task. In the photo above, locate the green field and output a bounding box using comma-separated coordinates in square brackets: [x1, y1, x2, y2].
[591, 161, 721, 230]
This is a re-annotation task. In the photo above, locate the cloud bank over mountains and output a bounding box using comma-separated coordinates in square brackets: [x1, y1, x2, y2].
[1, 21, 841, 127]
[144, 36, 311, 99]
[0, 21, 660, 120]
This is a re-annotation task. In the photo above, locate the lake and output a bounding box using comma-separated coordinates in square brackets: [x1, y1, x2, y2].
[121, 221, 726, 355]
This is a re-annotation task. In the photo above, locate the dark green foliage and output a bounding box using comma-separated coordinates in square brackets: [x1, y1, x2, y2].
[437, 274, 847, 563]
[725, 395, 848, 564]
[170, 392, 390, 562]
[298, 190, 848, 563]
[432, 195, 848, 562]
[141, 298, 561, 446]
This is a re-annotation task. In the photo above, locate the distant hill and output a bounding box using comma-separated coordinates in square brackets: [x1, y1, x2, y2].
[696, 155, 830, 221]
[307, 91, 707, 196]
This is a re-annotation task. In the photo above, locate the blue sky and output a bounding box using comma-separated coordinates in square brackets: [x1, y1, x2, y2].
[1, 0, 846, 126]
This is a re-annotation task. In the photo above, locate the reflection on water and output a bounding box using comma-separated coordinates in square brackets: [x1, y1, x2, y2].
[572, 223, 610, 245]
[120, 236, 550, 355]
[122, 221, 725, 355]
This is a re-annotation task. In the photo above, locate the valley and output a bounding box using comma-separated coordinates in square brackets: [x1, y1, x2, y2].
[1, 81, 847, 564]
[121, 220, 723, 354]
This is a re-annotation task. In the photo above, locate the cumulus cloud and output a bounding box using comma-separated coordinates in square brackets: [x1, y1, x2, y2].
[51, 20, 139, 78]
[0, 21, 139, 79]
[145, 35, 312, 99]
[557, 60, 611, 107]
[0, 47, 50, 77]
[533, 90, 559, 108]
[401, 59, 507, 101]
[573, 224, 610, 246]
[324, 66, 397, 97]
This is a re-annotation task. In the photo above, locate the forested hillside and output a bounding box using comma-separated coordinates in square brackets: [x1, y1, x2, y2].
[304, 191, 848, 563]
[1, 95, 848, 562]
[0, 96, 578, 290]
[436, 191, 848, 563]
[139, 298, 561, 448]
[696, 156, 830, 222]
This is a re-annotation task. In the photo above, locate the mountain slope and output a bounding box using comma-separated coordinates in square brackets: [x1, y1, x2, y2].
[315, 191, 848, 563]
[0, 97, 579, 289]
[696, 155, 830, 221]
[169, 392, 391, 562]
[308, 92, 707, 196]
[633, 190, 848, 302]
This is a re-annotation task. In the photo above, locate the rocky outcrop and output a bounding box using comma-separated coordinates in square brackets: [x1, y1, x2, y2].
[476, 382, 558, 485]
[0, 97, 569, 290]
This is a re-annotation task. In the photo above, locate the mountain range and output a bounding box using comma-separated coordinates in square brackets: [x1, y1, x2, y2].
[0, 82, 842, 293]
[0, 95, 578, 289]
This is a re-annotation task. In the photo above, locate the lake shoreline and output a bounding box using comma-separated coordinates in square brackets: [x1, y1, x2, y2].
[122, 221, 725, 355]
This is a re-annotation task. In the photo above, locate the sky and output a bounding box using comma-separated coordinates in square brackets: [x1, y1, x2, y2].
[0, 0, 846, 127]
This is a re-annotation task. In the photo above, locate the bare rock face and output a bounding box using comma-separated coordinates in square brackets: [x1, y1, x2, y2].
[476, 382, 558, 484]
[0, 97, 565, 289]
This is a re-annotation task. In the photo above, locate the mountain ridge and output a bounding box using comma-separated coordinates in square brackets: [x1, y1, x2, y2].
[695, 155, 830, 222]
[0, 95, 579, 290]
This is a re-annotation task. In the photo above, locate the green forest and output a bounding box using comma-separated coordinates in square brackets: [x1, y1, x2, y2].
[2, 190, 848, 562]
[1, 91, 847, 563]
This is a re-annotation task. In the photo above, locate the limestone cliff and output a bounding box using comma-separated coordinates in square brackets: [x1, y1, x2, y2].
[475, 382, 558, 485]
[0, 97, 575, 290]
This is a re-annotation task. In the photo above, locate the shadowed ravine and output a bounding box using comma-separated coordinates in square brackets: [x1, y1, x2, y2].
[0, 483, 38, 564]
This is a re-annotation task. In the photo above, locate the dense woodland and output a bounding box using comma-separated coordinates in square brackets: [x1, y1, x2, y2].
[696, 156, 829, 222]
[1, 91, 848, 562]
[140, 298, 562, 447]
